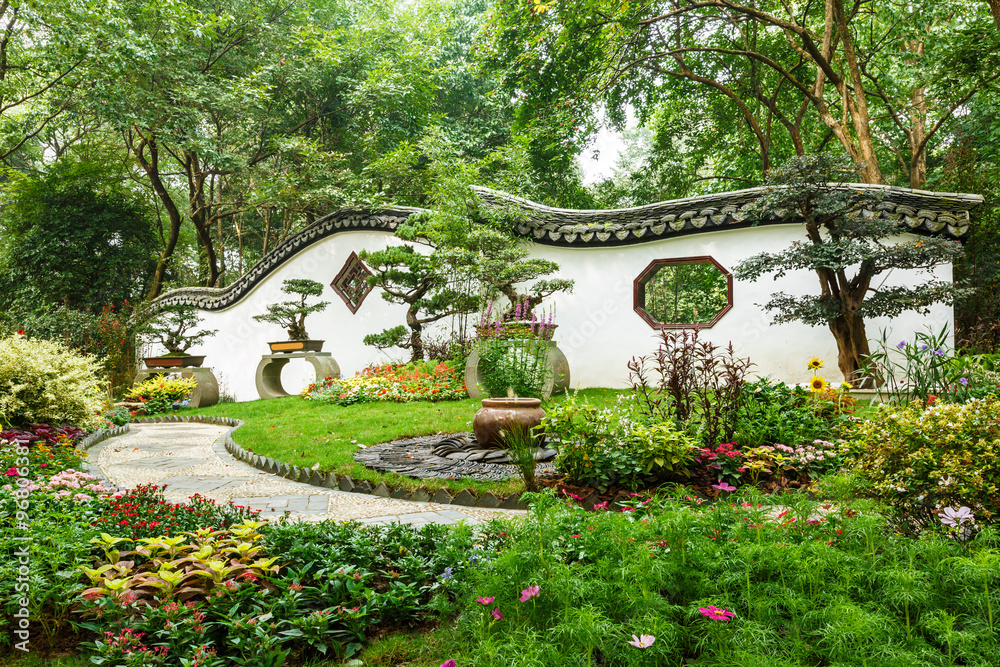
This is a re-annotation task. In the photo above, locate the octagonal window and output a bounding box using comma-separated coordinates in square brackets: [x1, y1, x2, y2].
[634, 256, 733, 328]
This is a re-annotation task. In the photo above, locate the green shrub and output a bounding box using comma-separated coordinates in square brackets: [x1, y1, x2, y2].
[852, 398, 1000, 530]
[542, 395, 697, 491]
[0, 333, 104, 429]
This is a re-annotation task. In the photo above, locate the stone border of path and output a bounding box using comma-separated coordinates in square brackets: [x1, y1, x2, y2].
[87, 416, 530, 510]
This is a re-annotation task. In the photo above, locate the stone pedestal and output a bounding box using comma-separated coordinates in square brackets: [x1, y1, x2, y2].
[133, 367, 219, 408]
[255, 352, 341, 399]
[465, 339, 570, 400]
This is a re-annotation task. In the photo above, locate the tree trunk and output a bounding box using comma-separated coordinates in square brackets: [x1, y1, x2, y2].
[988, 0, 1000, 33]
[406, 308, 424, 362]
[827, 312, 875, 387]
[132, 131, 183, 300]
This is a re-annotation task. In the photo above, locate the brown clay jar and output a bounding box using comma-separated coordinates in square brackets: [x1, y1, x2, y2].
[472, 398, 546, 449]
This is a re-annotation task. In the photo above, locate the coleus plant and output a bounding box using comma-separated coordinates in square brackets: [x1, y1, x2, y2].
[81, 521, 280, 607]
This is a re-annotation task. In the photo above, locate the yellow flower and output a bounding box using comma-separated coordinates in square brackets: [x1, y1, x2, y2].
[807, 357, 824, 370]
[809, 375, 828, 392]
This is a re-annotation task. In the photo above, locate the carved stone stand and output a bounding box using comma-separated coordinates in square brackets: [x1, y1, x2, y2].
[255, 352, 341, 399]
[465, 340, 570, 400]
[133, 367, 220, 408]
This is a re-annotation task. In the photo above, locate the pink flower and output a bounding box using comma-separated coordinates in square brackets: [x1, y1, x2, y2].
[561, 489, 584, 500]
[476, 596, 494, 605]
[698, 605, 736, 621]
[711, 481, 736, 492]
[491, 607, 503, 621]
[519, 585, 540, 602]
[593, 501, 609, 511]
[629, 634, 655, 648]
[441, 661, 457, 667]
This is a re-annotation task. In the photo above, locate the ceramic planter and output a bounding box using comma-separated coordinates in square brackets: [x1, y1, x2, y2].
[472, 397, 546, 449]
[267, 339, 325, 353]
[143, 355, 206, 369]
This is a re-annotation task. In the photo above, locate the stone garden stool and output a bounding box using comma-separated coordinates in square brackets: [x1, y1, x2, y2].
[133, 367, 220, 408]
[255, 352, 341, 399]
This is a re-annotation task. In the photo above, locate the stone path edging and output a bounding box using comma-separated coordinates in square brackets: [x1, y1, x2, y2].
[128, 416, 528, 510]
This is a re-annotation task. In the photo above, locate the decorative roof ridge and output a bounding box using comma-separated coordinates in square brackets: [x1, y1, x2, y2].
[154, 207, 421, 311]
[472, 184, 982, 247]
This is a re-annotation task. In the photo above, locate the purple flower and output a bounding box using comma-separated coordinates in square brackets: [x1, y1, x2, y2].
[628, 634, 655, 648]
[940, 506, 974, 527]
[519, 585, 540, 602]
[491, 607, 503, 621]
[959, 377, 969, 386]
[897, 340, 907, 349]
[711, 481, 736, 492]
[932, 349, 945, 357]
[441, 567, 454, 580]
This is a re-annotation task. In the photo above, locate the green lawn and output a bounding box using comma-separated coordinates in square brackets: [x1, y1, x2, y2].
[176, 388, 627, 496]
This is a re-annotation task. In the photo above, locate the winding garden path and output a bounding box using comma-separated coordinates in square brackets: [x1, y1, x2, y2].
[86, 422, 523, 526]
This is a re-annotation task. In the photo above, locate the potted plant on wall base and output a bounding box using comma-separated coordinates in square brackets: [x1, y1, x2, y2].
[253, 279, 331, 352]
[139, 305, 218, 368]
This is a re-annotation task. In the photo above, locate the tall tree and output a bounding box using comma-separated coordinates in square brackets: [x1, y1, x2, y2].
[481, 0, 1000, 188]
[733, 156, 967, 384]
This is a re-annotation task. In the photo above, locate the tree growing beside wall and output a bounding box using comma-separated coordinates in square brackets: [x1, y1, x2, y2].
[733, 156, 968, 386]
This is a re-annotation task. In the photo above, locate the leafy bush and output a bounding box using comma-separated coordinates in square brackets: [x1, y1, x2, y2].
[542, 394, 697, 491]
[125, 375, 198, 415]
[101, 406, 132, 426]
[0, 333, 105, 429]
[302, 361, 467, 405]
[733, 377, 852, 448]
[628, 326, 753, 446]
[852, 398, 1000, 530]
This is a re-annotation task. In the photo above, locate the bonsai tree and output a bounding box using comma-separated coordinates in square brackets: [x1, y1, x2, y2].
[253, 279, 330, 341]
[139, 304, 217, 356]
[733, 155, 967, 386]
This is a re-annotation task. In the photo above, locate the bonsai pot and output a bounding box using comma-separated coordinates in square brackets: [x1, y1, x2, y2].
[143, 355, 206, 369]
[268, 339, 325, 354]
[472, 397, 546, 449]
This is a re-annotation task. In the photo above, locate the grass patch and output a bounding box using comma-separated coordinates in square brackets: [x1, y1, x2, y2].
[176, 388, 627, 495]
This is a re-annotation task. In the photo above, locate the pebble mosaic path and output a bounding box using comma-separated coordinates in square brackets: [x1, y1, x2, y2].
[87, 422, 525, 526]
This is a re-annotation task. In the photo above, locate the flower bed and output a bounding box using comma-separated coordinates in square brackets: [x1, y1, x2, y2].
[302, 360, 467, 406]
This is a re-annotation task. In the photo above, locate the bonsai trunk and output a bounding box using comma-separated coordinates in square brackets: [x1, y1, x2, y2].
[828, 312, 875, 388]
[406, 307, 424, 362]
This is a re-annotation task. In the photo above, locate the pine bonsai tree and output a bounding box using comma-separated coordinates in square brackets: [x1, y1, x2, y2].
[733, 156, 968, 386]
[253, 279, 330, 341]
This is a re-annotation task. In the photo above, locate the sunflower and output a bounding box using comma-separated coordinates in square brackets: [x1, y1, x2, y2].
[807, 357, 824, 370]
[809, 375, 829, 392]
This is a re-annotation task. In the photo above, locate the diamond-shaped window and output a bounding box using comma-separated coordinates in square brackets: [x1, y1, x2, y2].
[331, 252, 374, 314]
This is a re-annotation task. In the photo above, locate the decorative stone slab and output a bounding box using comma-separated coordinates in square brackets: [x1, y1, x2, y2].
[452, 489, 477, 506]
[117, 456, 207, 470]
[500, 493, 523, 510]
[372, 482, 391, 497]
[409, 488, 431, 503]
[355, 480, 373, 494]
[475, 492, 501, 508]
[158, 475, 254, 494]
[432, 489, 454, 505]
[231, 494, 329, 515]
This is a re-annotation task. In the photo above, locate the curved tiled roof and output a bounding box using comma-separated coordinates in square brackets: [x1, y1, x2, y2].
[155, 185, 983, 311]
[472, 184, 982, 246]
